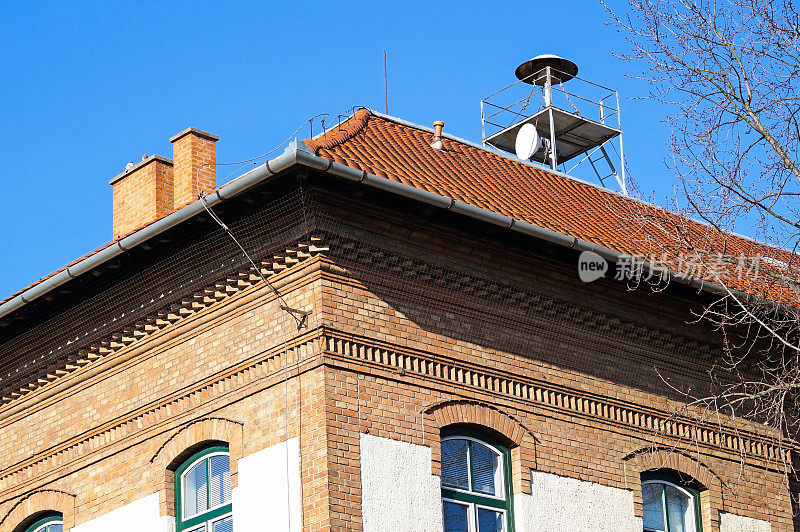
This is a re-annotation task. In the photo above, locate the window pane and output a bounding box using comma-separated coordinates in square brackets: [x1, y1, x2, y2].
[186, 525, 206, 532]
[213, 516, 233, 532]
[184, 459, 209, 518]
[665, 485, 695, 532]
[47, 525, 63, 532]
[443, 501, 470, 532]
[210, 454, 231, 507]
[471, 442, 501, 496]
[642, 483, 666, 531]
[441, 439, 469, 490]
[477, 507, 504, 532]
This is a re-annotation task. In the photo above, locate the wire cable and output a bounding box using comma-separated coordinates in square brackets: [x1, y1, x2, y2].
[192, 112, 333, 328]
[218, 114, 330, 168]
[197, 196, 303, 329]
[192, 114, 334, 530]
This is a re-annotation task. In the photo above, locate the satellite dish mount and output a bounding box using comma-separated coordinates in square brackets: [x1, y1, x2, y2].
[514, 123, 544, 161]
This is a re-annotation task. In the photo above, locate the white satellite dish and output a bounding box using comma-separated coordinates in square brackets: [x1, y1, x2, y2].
[514, 123, 542, 160]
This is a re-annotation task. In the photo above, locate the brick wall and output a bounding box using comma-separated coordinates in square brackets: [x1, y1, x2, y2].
[0, 177, 794, 531]
[109, 127, 217, 241]
[170, 128, 217, 210]
[111, 157, 173, 239]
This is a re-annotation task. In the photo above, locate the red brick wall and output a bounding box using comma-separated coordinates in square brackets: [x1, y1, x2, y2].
[111, 158, 173, 239]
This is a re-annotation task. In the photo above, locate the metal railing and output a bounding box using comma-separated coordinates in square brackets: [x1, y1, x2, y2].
[480, 65, 627, 195]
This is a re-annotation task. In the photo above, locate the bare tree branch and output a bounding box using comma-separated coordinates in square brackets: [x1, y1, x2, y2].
[606, 0, 800, 499]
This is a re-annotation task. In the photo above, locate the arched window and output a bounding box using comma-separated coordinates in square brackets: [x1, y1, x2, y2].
[440, 429, 514, 532]
[24, 515, 62, 532]
[642, 471, 702, 532]
[175, 445, 232, 532]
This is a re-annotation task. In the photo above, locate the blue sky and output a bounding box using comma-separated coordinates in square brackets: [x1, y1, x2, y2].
[0, 0, 672, 299]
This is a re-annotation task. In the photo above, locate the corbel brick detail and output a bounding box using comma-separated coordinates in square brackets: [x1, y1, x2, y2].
[623, 447, 723, 531]
[422, 400, 537, 494]
[2, 489, 76, 532]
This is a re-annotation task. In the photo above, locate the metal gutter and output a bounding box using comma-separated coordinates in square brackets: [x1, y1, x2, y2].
[294, 141, 749, 301]
[0, 140, 756, 322]
[0, 147, 298, 321]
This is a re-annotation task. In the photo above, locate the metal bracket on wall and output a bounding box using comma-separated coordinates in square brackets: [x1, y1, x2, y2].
[281, 305, 312, 330]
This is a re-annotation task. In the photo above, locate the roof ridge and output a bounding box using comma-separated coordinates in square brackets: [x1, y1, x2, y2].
[305, 108, 372, 153]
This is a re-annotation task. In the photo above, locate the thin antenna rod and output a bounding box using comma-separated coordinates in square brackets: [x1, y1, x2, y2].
[384, 51, 388, 114]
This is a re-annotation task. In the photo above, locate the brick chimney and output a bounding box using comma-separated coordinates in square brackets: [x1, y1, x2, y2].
[110, 127, 218, 239]
[110, 156, 174, 239]
[170, 128, 218, 210]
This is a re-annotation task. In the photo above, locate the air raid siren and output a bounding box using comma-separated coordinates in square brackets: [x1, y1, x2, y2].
[481, 54, 628, 195]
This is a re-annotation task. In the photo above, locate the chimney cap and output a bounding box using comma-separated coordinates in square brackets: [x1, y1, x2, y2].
[109, 154, 173, 185]
[169, 127, 219, 144]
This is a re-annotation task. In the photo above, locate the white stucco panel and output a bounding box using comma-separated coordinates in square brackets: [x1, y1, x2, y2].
[514, 470, 641, 532]
[232, 436, 301, 532]
[360, 433, 443, 532]
[720, 512, 771, 532]
[72, 493, 169, 532]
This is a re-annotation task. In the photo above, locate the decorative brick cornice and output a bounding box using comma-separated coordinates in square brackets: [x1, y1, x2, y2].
[1, 234, 328, 406]
[320, 233, 723, 385]
[323, 331, 790, 466]
[0, 333, 322, 495]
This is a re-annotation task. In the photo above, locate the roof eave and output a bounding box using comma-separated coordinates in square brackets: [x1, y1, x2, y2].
[0, 138, 777, 324]
[0, 143, 303, 322]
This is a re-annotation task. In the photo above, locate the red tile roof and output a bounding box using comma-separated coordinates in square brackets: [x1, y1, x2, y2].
[3, 109, 797, 311]
[305, 109, 800, 306]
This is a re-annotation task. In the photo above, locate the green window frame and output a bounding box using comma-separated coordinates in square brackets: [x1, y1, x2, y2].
[24, 515, 62, 532]
[174, 445, 232, 532]
[440, 429, 515, 532]
[641, 471, 703, 532]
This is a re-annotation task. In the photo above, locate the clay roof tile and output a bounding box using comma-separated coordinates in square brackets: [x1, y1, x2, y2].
[306, 109, 800, 307]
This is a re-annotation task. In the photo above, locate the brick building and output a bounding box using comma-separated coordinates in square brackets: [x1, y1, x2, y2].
[0, 109, 793, 531]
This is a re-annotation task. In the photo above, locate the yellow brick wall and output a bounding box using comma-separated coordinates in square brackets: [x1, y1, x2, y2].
[1, 188, 793, 531]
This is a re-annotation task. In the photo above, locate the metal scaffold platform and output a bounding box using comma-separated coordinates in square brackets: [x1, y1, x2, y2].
[481, 55, 628, 195]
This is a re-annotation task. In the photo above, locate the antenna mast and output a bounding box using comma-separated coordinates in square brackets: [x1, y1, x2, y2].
[384, 51, 388, 114]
